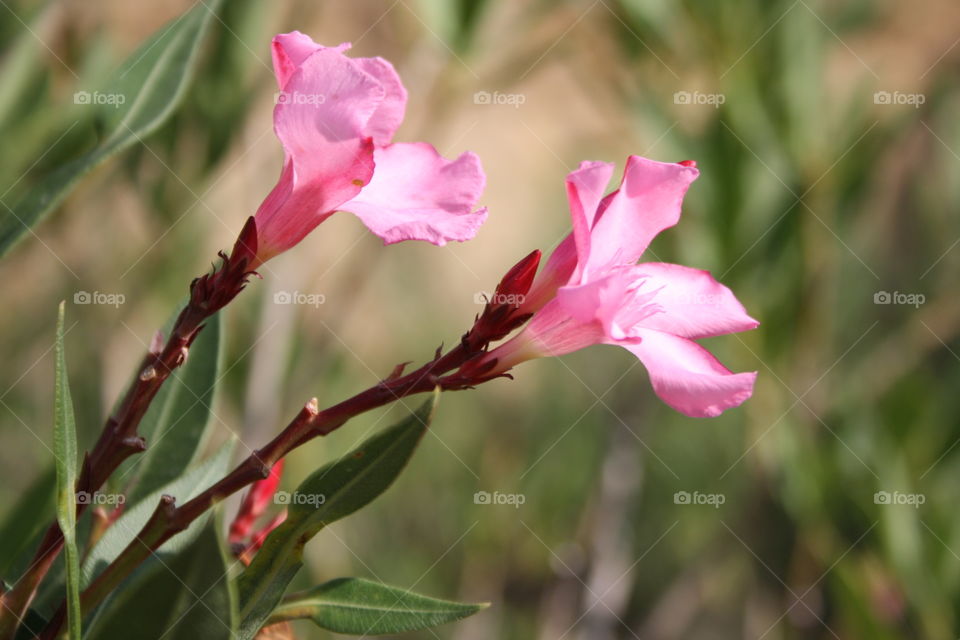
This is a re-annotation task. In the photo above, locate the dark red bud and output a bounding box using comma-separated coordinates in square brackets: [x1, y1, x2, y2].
[230, 216, 259, 267]
[495, 249, 541, 301]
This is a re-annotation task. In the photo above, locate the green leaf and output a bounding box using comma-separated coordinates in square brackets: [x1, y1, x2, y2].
[84, 522, 237, 640]
[81, 439, 234, 587]
[0, 2, 50, 129]
[0, 466, 55, 580]
[268, 577, 487, 635]
[126, 311, 223, 504]
[0, 0, 223, 257]
[53, 302, 81, 640]
[236, 391, 439, 640]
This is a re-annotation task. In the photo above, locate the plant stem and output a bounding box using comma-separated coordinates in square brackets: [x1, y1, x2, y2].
[40, 339, 486, 639]
[36, 246, 539, 639]
[0, 220, 259, 640]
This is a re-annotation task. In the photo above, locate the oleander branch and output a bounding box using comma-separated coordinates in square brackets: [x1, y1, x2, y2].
[39, 249, 542, 639]
[0, 219, 259, 639]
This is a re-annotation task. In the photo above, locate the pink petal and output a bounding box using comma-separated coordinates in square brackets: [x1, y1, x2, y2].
[522, 163, 613, 311]
[632, 262, 759, 338]
[621, 329, 756, 418]
[271, 32, 349, 90]
[354, 56, 407, 145]
[565, 161, 615, 279]
[255, 47, 384, 261]
[341, 142, 487, 245]
[271, 34, 404, 144]
[556, 268, 662, 341]
[522, 232, 576, 313]
[585, 156, 698, 277]
[275, 47, 384, 148]
[484, 297, 606, 373]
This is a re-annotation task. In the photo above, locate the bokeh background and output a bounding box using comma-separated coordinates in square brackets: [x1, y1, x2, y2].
[1, 0, 959, 638]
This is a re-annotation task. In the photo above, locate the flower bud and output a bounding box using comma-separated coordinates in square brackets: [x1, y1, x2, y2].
[493, 249, 541, 304]
[228, 458, 285, 545]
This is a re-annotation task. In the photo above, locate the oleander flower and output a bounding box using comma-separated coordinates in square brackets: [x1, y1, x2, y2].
[477, 156, 758, 418]
[251, 32, 487, 266]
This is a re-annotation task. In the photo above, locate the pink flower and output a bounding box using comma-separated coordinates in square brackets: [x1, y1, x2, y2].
[479, 156, 758, 418]
[252, 32, 487, 266]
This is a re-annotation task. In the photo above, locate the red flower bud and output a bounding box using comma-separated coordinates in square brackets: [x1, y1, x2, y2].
[228, 458, 285, 546]
[494, 249, 541, 303]
[230, 216, 259, 268]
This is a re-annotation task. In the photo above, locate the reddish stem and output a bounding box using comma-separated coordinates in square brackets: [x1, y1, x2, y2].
[40, 332, 509, 639]
[37, 246, 540, 639]
[0, 219, 259, 640]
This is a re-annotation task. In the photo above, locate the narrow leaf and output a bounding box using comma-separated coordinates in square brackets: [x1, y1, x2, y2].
[0, 0, 223, 257]
[236, 391, 439, 640]
[84, 522, 237, 640]
[268, 577, 487, 635]
[81, 440, 235, 587]
[53, 302, 81, 640]
[0, 467, 55, 580]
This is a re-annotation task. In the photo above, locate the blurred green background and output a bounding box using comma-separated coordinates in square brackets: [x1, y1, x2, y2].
[1, 0, 959, 638]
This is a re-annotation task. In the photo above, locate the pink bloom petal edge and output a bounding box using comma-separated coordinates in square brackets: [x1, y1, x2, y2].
[621, 329, 757, 418]
[341, 142, 488, 246]
[482, 156, 757, 418]
[252, 32, 486, 264]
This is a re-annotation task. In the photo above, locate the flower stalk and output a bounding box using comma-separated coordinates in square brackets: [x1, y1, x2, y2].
[37, 251, 540, 638]
[0, 219, 259, 637]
